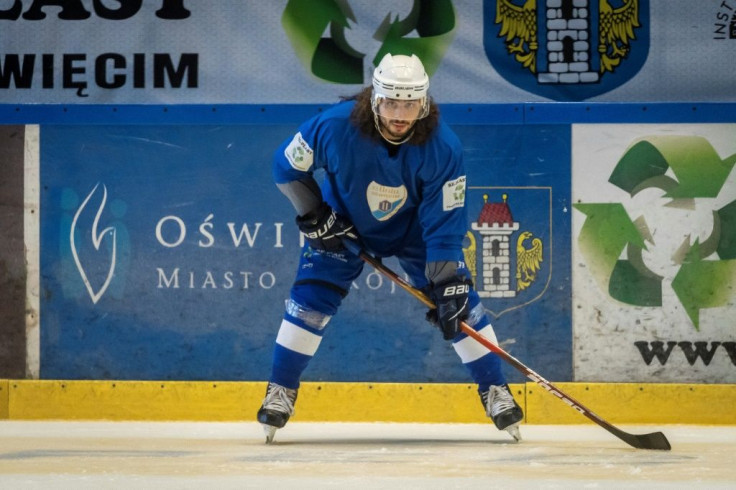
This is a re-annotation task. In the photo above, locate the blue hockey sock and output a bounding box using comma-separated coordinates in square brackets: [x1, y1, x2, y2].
[463, 352, 507, 393]
[268, 307, 328, 389]
[271, 343, 312, 389]
[451, 310, 508, 391]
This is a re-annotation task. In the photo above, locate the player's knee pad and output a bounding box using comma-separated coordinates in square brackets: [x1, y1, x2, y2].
[284, 298, 331, 330]
[290, 279, 347, 317]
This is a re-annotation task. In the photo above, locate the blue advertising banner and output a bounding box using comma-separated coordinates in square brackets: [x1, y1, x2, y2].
[40, 123, 570, 382]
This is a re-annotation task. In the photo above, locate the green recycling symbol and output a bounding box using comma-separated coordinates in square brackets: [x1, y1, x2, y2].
[282, 0, 456, 83]
[574, 135, 736, 330]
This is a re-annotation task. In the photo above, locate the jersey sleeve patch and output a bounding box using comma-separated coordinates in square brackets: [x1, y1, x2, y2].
[284, 132, 314, 172]
[442, 175, 466, 211]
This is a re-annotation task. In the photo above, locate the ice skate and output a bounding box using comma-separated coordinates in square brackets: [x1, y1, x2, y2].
[256, 382, 298, 444]
[480, 385, 524, 442]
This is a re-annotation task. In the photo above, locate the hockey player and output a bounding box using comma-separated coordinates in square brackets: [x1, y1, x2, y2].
[258, 53, 523, 443]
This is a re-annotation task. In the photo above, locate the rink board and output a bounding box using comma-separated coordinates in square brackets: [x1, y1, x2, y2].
[35, 124, 571, 384]
[3, 380, 735, 425]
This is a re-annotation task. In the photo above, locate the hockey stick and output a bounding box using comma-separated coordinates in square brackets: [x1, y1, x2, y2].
[342, 240, 671, 451]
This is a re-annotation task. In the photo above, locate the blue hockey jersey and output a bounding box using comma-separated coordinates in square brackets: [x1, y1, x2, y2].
[273, 99, 468, 264]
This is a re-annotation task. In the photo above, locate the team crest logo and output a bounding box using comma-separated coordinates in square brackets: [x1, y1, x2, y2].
[484, 0, 649, 100]
[366, 181, 408, 221]
[463, 188, 551, 317]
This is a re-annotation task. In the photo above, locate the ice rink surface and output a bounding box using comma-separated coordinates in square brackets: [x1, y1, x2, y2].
[1, 421, 734, 489]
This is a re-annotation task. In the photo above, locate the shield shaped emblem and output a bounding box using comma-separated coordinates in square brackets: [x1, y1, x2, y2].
[366, 181, 408, 221]
[483, 0, 649, 101]
[464, 187, 552, 317]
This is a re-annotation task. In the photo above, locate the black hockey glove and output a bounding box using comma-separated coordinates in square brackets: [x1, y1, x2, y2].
[426, 276, 471, 341]
[296, 202, 358, 252]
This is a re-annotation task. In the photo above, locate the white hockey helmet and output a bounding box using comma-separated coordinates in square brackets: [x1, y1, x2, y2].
[371, 53, 430, 120]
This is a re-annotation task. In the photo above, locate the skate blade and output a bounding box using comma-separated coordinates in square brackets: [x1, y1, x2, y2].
[505, 423, 521, 442]
[262, 424, 277, 444]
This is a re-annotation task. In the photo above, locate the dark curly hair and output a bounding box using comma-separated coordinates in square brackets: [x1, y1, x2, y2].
[341, 87, 440, 145]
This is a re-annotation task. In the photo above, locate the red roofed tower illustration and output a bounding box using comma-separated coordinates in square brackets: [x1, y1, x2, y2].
[470, 194, 519, 298]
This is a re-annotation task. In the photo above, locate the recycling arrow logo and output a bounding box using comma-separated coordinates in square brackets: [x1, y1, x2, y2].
[282, 0, 456, 83]
[574, 135, 736, 330]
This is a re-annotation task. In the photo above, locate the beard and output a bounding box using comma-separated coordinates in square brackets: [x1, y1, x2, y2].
[381, 119, 416, 141]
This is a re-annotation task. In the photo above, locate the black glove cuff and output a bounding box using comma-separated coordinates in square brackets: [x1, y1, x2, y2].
[296, 202, 331, 230]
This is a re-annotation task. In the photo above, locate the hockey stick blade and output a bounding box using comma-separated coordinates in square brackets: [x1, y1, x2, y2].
[342, 240, 672, 451]
[608, 426, 671, 451]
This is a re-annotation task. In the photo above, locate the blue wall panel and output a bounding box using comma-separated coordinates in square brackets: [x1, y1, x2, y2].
[39, 123, 571, 382]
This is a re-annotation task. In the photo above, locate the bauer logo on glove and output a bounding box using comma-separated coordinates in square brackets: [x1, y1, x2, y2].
[427, 275, 471, 341]
[440, 283, 470, 297]
[296, 202, 357, 252]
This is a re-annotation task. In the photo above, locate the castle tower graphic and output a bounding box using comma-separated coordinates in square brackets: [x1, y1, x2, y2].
[538, 0, 600, 85]
[471, 194, 519, 298]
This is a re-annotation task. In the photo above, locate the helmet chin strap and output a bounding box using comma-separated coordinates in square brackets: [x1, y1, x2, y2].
[374, 115, 415, 145]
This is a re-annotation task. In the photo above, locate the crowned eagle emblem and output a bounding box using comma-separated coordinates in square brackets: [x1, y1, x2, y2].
[599, 0, 640, 73]
[462, 231, 478, 283]
[496, 0, 538, 72]
[516, 231, 543, 291]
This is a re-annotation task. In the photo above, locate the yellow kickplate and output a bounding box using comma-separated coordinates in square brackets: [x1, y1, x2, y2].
[8, 380, 266, 421]
[6, 380, 525, 424]
[295, 382, 525, 424]
[0, 380, 8, 419]
[5, 380, 733, 424]
[525, 382, 736, 425]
